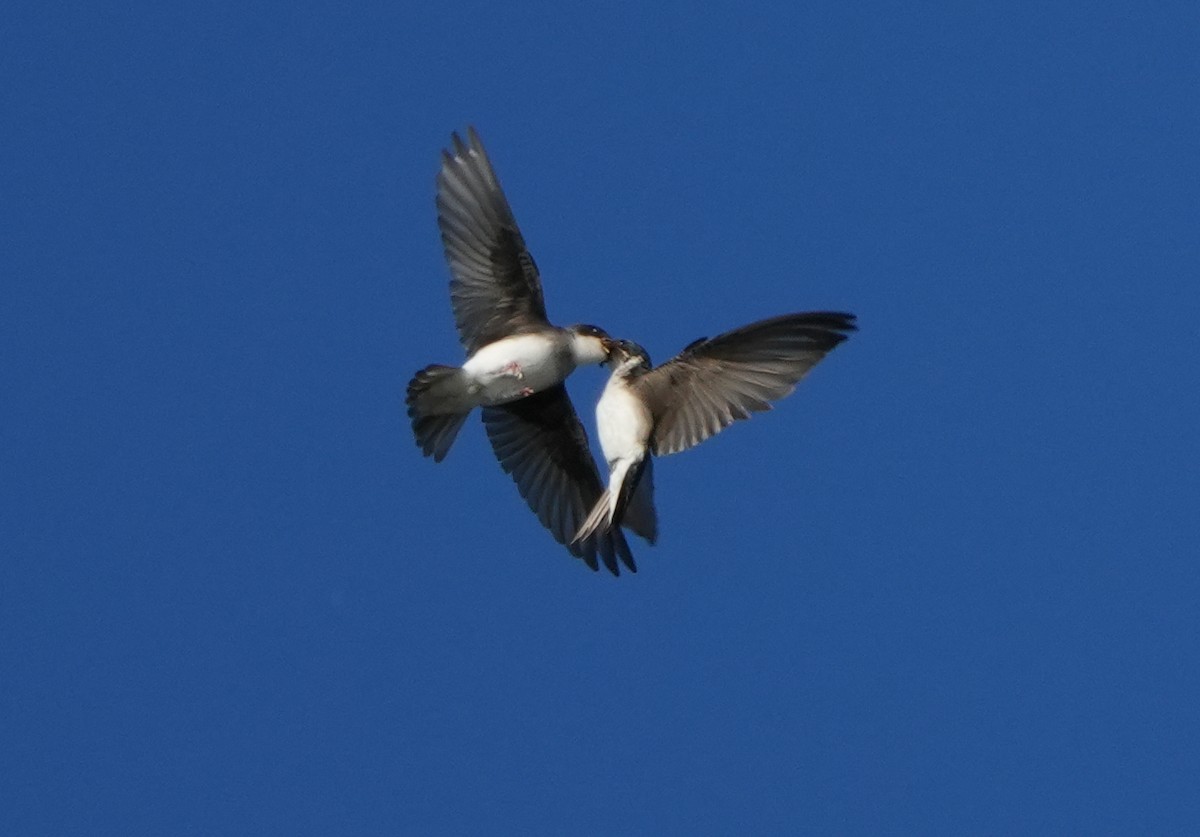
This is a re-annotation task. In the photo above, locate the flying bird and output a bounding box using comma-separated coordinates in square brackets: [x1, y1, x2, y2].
[406, 128, 636, 575]
[573, 312, 857, 546]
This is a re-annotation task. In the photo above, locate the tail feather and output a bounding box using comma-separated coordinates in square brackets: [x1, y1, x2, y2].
[574, 489, 613, 546]
[572, 456, 653, 546]
[407, 364, 473, 461]
[621, 456, 658, 545]
[411, 413, 469, 462]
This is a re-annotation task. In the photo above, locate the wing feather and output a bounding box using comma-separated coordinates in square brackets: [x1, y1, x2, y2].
[482, 387, 637, 575]
[436, 128, 549, 354]
[633, 312, 856, 456]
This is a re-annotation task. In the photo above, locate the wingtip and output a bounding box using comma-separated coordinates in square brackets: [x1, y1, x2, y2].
[444, 126, 486, 161]
[618, 547, 637, 574]
[572, 525, 637, 578]
[826, 311, 858, 332]
[600, 551, 619, 576]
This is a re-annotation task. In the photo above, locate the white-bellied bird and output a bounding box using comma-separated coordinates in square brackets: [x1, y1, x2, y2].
[573, 313, 856, 547]
[406, 128, 635, 575]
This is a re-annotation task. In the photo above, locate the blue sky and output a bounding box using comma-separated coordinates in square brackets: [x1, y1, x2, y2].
[3, 1, 1198, 833]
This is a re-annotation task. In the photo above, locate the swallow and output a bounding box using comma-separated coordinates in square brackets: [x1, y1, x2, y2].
[407, 128, 636, 574]
[573, 312, 857, 546]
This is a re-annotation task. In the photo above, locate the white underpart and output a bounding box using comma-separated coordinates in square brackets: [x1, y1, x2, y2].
[567, 333, 608, 366]
[595, 375, 653, 521]
[461, 334, 566, 405]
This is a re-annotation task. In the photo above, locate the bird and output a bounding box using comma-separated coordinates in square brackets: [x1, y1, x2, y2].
[573, 312, 857, 546]
[406, 127, 636, 575]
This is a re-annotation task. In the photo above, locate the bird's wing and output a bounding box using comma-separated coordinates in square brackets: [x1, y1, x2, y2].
[482, 386, 637, 575]
[632, 312, 856, 456]
[436, 127, 549, 355]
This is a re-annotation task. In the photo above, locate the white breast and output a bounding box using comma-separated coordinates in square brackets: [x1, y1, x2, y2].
[461, 334, 567, 405]
[595, 379, 652, 466]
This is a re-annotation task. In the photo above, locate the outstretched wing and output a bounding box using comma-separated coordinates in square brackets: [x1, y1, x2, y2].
[633, 312, 856, 456]
[482, 386, 637, 576]
[436, 127, 549, 355]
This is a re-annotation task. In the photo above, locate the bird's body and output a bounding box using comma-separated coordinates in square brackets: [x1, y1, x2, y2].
[462, 331, 606, 405]
[595, 373, 652, 468]
[588, 354, 655, 532]
[407, 128, 635, 575]
[575, 313, 857, 546]
[410, 329, 608, 421]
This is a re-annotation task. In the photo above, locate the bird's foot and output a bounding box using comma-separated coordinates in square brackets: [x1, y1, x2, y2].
[500, 361, 524, 380]
[518, 386, 535, 397]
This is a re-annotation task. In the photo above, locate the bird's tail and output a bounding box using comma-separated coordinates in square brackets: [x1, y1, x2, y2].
[574, 488, 616, 546]
[620, 456, 657, 545]
[573, 456, 655, 545]
[406, 365, 473, 462]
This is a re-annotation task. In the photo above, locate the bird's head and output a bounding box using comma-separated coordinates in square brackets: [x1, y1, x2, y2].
[567, 323, 614, 366]
[604, 338, 651, 376]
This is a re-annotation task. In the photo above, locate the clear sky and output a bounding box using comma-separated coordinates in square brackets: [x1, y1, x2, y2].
[4, 1, 1198, 834]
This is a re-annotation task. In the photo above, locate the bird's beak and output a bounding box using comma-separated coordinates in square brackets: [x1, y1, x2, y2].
[600, 337, 617, 363]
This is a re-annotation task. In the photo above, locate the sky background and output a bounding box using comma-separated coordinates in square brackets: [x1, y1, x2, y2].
[3, 1, 1199, 834]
